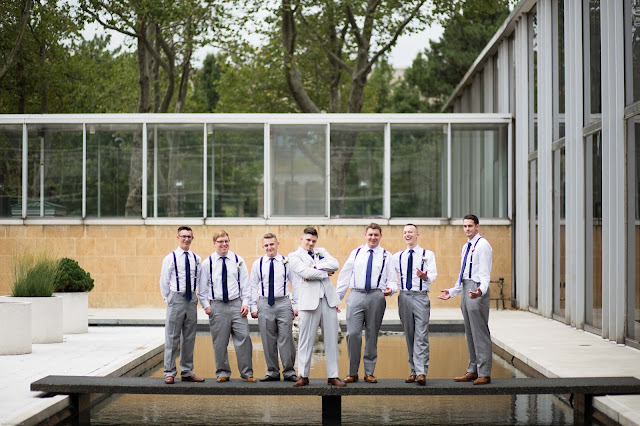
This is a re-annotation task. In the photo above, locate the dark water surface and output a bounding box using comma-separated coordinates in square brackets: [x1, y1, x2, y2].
[92, 333, 573, 425]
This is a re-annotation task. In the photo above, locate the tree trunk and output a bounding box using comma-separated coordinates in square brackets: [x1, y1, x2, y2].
[126, 28, 150, 216]
[281, 0, 320, 113]
[174, 49, 192, 113]
[136, 30, 151, 113]
[157, 30, 175, 113]
[0, 0, 32, 82]
[17, 53, 25, 114]
[39, 38, 48, 114]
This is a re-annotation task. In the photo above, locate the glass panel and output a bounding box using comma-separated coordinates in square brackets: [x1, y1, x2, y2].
[450, 123, 508, 218]
[586, 0, 602, 117]
[625, 0, 640, 104]
[86, 124, 143, 217]
[390, 124, 446, 217]
[628, 117, 640, 341]
[207, 124, 263, 217]
[330, 124, 384, 217]
[529, 159, 538, 309]
[557, 0, 565, 114]
[271, 125, 326, 216]
[147, 124, 204, 217]
[26, 124, 83, 217]
[0, 125, 22, 217]
[530, 12, 538, 152]
[585, 132, 603, 330]
[493, 55, 499, 113]
[554, 0, 566, 140]
[553, 148, 566, 318]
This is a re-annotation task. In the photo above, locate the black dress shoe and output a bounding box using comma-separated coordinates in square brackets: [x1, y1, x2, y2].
[181, 374, 205, 382]
[283, 375, 299, 382]
[259, 375, 281, 382]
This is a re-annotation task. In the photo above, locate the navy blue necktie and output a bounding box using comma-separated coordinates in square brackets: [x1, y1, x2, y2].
[221, 257, 229, 303]
[308, 251, 314, 258]
[268, 257, 275, 306]
[459, 242, 472, 284]
[184, 252, 192, 301]
[406, 249, 414, 290]
[364, 249, 374, 291]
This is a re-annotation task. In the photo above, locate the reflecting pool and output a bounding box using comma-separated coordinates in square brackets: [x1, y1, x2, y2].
[92, 333, 573, 425]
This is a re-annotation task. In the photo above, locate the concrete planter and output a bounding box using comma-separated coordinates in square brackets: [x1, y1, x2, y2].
[0, 300, 32, 354]
[54, 292, 89, 334]
[0, 295, 63, 343]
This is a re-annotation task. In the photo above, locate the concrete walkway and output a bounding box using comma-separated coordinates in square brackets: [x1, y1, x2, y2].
[2, 308, 639, 425]
[489, 310, 640, 425]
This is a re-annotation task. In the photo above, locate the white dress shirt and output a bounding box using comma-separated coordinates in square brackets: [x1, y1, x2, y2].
[336, 245, 398, 301]
[197, 250, 250, 310]
[249, 254, 299, 312]
[447, 234, 492, 297]
[160, 248, 201, 301]
[392, 245, 437, 292]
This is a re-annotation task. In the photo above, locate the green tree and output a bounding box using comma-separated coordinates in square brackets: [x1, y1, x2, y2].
[79, 0, 236, 216]
[0, 0, 33, 81]
[62, 36, 139, 113]
[0, 0, 82, 113]
[389, 0, 511, 112]
[185, 53, 222, 113]
[215, 41, 300, 113]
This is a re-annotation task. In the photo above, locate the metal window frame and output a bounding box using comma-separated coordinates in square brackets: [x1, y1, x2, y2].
[0, 113, 511, 226]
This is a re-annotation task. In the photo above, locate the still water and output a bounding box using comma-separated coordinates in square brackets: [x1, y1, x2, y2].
[92, 332, 573, 425]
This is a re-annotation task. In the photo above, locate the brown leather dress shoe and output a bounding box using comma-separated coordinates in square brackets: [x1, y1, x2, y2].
[405, 375, 416, 383]
[343, 375, 358, 383]
[216, 376, 229, 383]
[416, 374, 426, 386]
[327, 377, 346, 387]
[364, 375, 377, 383]
[164, 376, 175, 384]
[473, 376, 491, 385]
[245, 376, 257, 383]
[181, 374, 205, 382]
[293, 377, 309, 387]
[454, 372, 478, 382]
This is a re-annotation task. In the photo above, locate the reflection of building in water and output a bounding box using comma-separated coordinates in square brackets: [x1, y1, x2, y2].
[93, 334, 573, 424]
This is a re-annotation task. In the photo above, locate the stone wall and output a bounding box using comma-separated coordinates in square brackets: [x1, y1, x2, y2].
[0, 224, 512, 309]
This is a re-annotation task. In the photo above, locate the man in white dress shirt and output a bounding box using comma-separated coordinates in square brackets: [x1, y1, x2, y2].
[159, 226, 205, 384]
[438, 214, 493, 385]
[393, 224, 437, 386]
[249, 233, 299, 382]
[198, 230, 255, 383]
[288, 227, 346, 387]
[336, 223, 397, 384]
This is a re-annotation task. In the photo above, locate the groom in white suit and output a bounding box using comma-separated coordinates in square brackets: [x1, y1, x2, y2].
[288, 227, 346, 387]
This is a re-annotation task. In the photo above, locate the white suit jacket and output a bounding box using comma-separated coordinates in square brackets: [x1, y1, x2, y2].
[287, 246, 340, 310]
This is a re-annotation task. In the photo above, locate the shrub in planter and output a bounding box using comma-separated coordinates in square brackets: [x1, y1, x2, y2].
[7, 251, 63, 343]
[54, 258, 94, 293]
[11, 251, 59, 297]
[53, 258, 94, 334]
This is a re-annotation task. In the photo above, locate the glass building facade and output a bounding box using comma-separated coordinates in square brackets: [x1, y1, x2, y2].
[445, 0, 639, 347]
[0, 116, 511, 222]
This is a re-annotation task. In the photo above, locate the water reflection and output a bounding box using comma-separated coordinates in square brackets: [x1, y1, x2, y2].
[93, 333, 572, 425]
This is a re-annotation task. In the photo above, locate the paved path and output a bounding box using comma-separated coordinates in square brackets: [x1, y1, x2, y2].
[2, 308, 639, 425]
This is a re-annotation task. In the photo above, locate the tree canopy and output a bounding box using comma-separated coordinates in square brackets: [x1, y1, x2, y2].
[0, 0, 512, 115]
